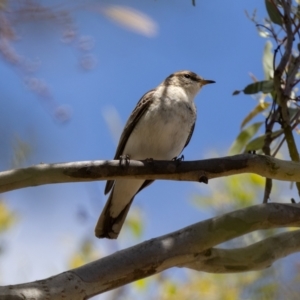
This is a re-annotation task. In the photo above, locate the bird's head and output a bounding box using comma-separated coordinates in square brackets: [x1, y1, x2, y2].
[164, 70, 215, 98]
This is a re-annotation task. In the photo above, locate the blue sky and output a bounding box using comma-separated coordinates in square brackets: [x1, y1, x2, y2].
[1, 0, 294, 298]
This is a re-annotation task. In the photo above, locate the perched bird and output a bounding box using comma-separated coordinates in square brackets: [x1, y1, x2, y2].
[95, 70, 215, 239]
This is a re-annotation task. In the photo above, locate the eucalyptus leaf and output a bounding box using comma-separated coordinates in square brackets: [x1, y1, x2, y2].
[263, 41, 274, 80]
[243, 80, 274, 94]
[257, 26, 271, 38]
[241, 102, 271, 129]
[245, 129, 284, 152]
[265, 0, 283, 26]
[229, 122, 263, 155]
[288, 107, 300, 121]
[232, 90, 241, 96]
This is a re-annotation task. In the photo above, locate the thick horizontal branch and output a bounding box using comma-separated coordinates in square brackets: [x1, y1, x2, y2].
[1, 203, 300, 299]
[1, 154, 300, 193]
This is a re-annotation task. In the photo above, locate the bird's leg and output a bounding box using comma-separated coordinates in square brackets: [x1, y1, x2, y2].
[247, 150, 256, 154]
[172, 154, 184, 163]
[172, 154, 184, 161]
[172, 154, 184, 167]
[119, 154, 130, 167]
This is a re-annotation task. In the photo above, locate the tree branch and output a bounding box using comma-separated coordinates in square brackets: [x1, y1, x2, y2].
[182, 229, 300, 272]
[275, 0, 293, 77]
[1, 154, 300, 193]
[1, 203, 300, 299]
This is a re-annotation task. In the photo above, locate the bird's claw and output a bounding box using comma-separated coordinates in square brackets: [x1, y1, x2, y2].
[172, 154, 184, 162]
[247, 150, 256, 154]
[172, 155, 184, 166]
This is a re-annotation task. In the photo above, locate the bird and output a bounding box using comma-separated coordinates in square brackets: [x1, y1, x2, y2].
[95, 70, 215, 239]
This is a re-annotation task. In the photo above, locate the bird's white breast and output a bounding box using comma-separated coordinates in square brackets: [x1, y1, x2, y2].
[123, 86, 197, 160]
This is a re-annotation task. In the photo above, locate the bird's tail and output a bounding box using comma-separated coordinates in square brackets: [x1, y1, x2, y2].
[94, 190, 134, 239]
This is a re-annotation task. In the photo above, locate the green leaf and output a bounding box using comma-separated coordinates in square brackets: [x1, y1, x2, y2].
[229, 122, 263, 155]
[263, 41, 274, 79]
[133, 278, 148, 291]
[243, 80, 274, 94]
[0, 201, 16, 232]
[126, 209, 143, 238]
[232, 90, 241, 96]
[257, 26, 271, 38]
[245, 129, 284, 151]
[241, 102, 271, 129]
[265, 0, 283, 26]
[288, 107, 300, 120]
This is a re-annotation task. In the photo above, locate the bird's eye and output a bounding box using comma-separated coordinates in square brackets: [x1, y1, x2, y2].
[184, 74, 191, 79]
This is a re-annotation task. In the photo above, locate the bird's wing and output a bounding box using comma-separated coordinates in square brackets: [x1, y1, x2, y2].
[104, 89, 156, 195]
[183, 121, 195, 150]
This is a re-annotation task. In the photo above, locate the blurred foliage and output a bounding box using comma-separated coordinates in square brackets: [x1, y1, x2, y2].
[229, 122, 263, 154]
[241, 101, 270, 129]
[69, 239, 99, 269]
[199, 173, 265, 210]
[133, 278, 148, 293]
[0, 200, 15, 233]
[10, 135, 32, 168]
[69, 207, 143, 271]
[155, 271, 278, 300]
[125, 207, 144, 239]
[102, 5, 157, 37]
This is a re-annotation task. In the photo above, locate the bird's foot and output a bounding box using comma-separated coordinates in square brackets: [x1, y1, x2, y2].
[172, 155, 184, 165]
[119, 154, 130, 167]
[247, 150, 256, 154]
[172, 155, 184, 161]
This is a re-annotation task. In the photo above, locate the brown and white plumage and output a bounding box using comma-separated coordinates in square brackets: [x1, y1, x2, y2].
[95, 71, 215, 239]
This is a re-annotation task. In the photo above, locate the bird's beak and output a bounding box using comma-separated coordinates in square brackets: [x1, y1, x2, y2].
[201, 79, 215, 85]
